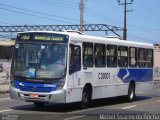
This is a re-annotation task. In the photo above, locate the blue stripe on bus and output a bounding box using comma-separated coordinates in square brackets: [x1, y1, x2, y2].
[118, 68, 153, 83]
[13, 80, 58, 92]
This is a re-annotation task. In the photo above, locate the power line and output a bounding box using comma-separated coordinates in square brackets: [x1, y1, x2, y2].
[0, 7, 76, 24]
[0, 3, 80, 23]
[137, 0, 160, 15]
[50, 0, 78, 6]
[61, 0, 78, 5]
[0, 21, 16, 25]
[34, 0, 78, 10]
[86, 7, 160, 33]
[134, 10, 160, 24]
[118, 0, 133, 40]
[128, 34, 154, 43]
[86, 7, 122, 25]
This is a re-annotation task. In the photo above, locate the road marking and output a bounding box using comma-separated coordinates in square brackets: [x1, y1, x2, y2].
[122, 105, 137, 110]
[138, 92, 144, 94]
[0, 109, 13, 113]
[0, 98, 10, 101]
[64, 115, 86, 120]
[158, 100, 160, 103]
[157, 89, 160, 92]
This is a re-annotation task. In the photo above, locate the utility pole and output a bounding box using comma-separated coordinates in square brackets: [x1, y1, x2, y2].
[80, 0, 84, 32]
[118, 0, 133, 40]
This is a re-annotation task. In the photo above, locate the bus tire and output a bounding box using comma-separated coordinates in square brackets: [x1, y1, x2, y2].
[0, 66, 3, 72]
[34, 102, 45, 108]
[127, 83, 135, 102]
[81, 89, 92, 109]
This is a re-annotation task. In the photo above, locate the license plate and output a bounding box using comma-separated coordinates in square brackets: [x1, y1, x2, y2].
[29, 94, 38, 98]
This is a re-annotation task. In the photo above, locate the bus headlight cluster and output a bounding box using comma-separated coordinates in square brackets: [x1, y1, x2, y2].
[56, 78, 65, 90]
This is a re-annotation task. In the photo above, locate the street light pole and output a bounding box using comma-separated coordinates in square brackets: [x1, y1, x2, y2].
[80, 0, 84, 32]
[118, 0, 133, 40]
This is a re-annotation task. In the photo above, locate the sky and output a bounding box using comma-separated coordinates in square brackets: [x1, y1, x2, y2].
[0, 0, 160, 44]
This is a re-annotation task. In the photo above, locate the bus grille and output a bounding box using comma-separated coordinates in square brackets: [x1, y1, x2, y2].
[18, 86, 52, 92]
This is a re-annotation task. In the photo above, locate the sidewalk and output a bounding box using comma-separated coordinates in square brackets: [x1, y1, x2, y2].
[0, 84, 9, 94]
[0, 78, 10, 94]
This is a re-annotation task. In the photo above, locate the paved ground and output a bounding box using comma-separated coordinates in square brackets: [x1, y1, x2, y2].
[0, 84, 9, 94]
[0, 83, 160, 120]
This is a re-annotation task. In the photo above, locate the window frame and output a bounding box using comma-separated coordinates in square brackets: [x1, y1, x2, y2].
[69, 44, 81, 74]
[146, 49, 153, 68]
[129, 47, 137, 67]
[138, 48, 146, 68]
[118, 46, 128, 67]
[94, 43, 106, 68]
[107, 45, 117, 68]
[83, 42, 94, 68]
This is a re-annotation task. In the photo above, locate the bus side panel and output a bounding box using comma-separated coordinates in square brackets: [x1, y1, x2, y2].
[92, 85, 116, 99]
[116, 84, 129, 96]
[65, 88, 83, 103]
[135, 82, 153, 94]
[92, 84, 129, 99]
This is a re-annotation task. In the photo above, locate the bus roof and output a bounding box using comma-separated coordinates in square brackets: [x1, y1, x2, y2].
[18, 31, 154, 49]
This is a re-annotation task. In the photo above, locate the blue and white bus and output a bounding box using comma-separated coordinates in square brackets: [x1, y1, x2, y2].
[10, 31, 154, 108]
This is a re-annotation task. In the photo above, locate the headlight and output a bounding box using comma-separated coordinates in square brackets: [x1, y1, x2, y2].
[56, 77, 65, 90]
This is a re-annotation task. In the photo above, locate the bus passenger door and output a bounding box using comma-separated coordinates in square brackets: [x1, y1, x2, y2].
[69, 43, 82, 87]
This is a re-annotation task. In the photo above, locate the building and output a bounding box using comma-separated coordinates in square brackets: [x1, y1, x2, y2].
[0, 40, 15, 83]
[154, 44, 160, 81]
[0, 40, 15, 60]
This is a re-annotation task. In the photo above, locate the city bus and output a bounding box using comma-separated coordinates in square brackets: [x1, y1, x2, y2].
[10, 31, 154, 108]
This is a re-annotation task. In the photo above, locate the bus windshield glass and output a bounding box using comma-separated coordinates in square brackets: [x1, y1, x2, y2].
[12, 33, 68, 79]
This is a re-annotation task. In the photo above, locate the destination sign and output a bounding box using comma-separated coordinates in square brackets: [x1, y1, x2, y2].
[17, 33, 68, 43]
[34, 35, 63, 41]
[20, 35, 30, 40]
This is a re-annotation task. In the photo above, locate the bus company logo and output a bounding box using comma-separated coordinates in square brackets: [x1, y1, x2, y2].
[19, 82, 25, 86]
[44, 84, 56, 88]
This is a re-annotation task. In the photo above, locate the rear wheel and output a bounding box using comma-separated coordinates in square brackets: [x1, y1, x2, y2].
[127, 84, 135, 102]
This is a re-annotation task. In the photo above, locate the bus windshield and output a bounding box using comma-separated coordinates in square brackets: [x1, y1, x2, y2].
[12, 43, 67, 79]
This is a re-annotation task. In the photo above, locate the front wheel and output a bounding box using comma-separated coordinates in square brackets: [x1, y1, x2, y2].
[127, 84, 135, 102]
[81, 91, 91, 109]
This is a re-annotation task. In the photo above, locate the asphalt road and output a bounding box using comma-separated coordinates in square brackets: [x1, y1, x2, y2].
[0, 83, 160, 120]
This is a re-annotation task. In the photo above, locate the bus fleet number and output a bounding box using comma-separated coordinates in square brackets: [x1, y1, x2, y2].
[98, 73, 110, 80]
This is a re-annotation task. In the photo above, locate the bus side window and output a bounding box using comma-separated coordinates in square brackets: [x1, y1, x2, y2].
[69, 44, 81, 74]
[83, 42, 93, 68]
[146, 49, 153, 68]
[95, 44, 106, 67]
[118, 46, 128, 67]
[138, 48, 145, 67]
[129, 47, 137, 67]
[107, 45, 117, 67]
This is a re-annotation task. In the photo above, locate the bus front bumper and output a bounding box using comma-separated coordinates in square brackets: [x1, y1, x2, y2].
[10, 86, 66, 103]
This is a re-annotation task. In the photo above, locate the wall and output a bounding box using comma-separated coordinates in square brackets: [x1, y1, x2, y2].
[154, 45, 160, 81]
